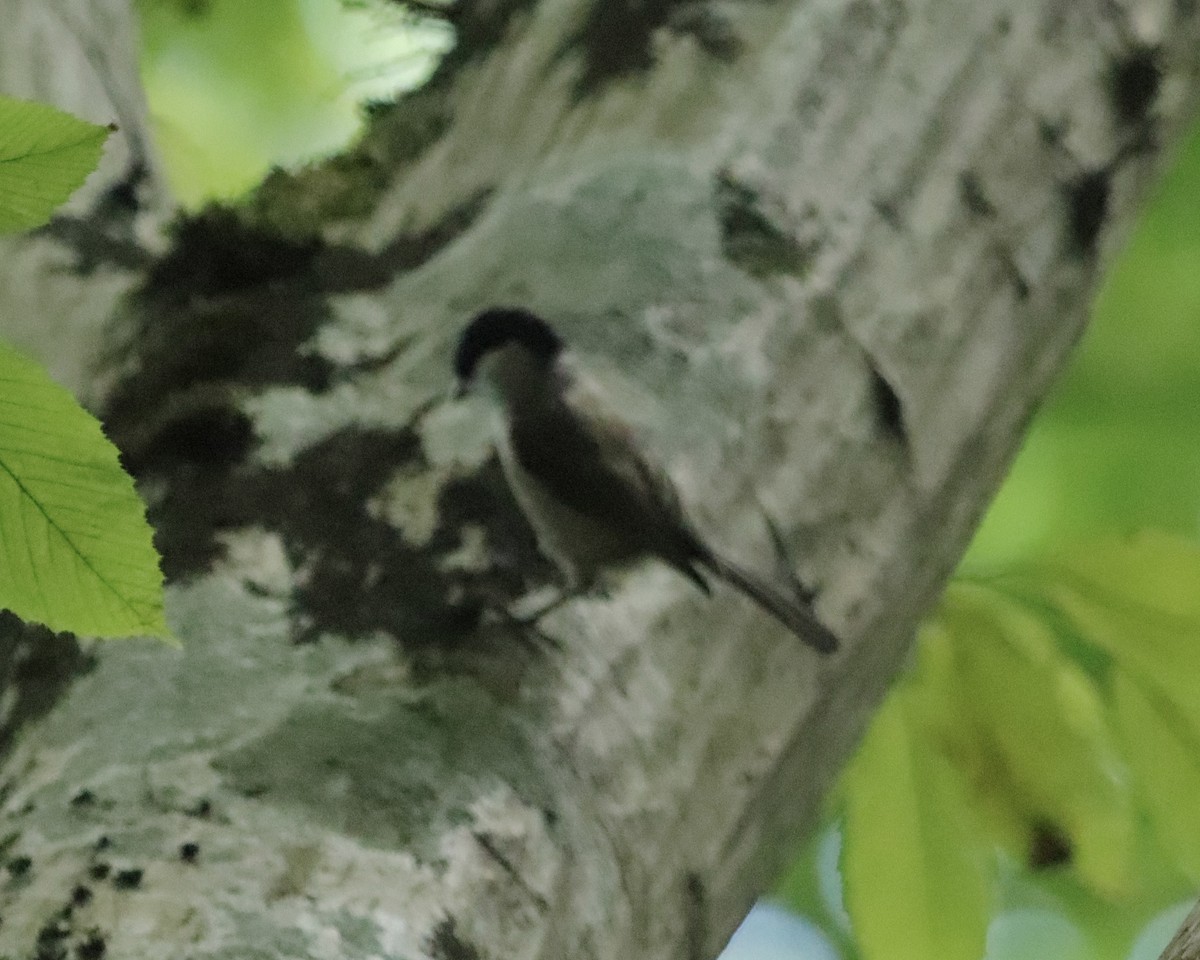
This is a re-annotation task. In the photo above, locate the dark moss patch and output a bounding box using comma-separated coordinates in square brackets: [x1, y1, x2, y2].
[426, 917, 483, 960]
[149, 209, 323, 299]
[112, 869, 143, 891]
[565, 0, 748, 94]
[5, 855, 31, 879]
[34, 916, 70, 960]
[30, 155, 158, 277]
[565, 0, 665, 89]
[957, 171, 996, 218]
[34, 215, 154, 276]
[0, 614, 92, 761]
[76, 930, 107, 960]
[715, 171, 817, 278]
[124, 406, 257, 481]
[1037, 116, 1066, 148]
[100, 197, 496, 645]
[318, 190, 491, 293]
[215, 681, 545, 853]
[257, 428, 487, 642]
[127, 404, 548, 645]
[427, 0, 536, 74]
[105, 192, 488, 475]
[872, 196, 903, 230]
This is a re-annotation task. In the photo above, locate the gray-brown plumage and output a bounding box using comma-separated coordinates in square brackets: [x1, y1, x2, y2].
[455, 307, 839, 653]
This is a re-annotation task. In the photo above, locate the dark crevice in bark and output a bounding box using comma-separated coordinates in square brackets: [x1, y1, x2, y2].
[1064, 169, 1111, 257]
[1109, 43, 1162, 127]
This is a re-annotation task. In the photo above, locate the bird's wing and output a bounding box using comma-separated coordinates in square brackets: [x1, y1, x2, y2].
[507, 391, 701, 559]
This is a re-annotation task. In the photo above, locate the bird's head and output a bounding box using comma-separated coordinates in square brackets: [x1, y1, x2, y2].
[454, 307, 565, 402]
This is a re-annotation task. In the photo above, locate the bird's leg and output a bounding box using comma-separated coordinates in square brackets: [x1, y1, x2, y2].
[507, 588, 577, 624]
[506, 565, 599, 624]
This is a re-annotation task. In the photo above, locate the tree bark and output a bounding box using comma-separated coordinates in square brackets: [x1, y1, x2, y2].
[0, 0, 168, 394]
[1164, 904, 1200, 960]
[1, 0, 1198, 958]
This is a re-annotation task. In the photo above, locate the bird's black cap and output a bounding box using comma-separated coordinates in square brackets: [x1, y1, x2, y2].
[454, 307, 564, 382]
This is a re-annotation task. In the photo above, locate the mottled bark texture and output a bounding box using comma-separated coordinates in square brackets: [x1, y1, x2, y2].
[1164, 904, 1200, 960]
[1, 0, 1198, 958]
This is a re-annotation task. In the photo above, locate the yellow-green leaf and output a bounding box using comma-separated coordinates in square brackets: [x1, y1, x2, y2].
[1028, 533, 1200, 730]
[0, 95, 113, 233]
[1114, 673, 1200, 880]
[938, 583, 1133, 897]
[0, 340, 166, 637]
[906, 616, 1030, 855]
[842, 687, 992, 960]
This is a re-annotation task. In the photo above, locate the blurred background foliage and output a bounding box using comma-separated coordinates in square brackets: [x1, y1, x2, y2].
[136, 0, 451, 205]
[126, 1, 1200, 957]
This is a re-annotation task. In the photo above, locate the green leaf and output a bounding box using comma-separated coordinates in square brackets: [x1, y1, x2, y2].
[774, 824, 851, 940]
[903, 616, 1034, 856]
[0, 95, 113, 233]
[841, 687, 992, 960]
[1114, 673, 1200, 881]
[1028, 534, 1200, 722]
[0, 340, 166, 637]
[937, 583, 1133, 897]
[136, 0, 452, 206]
[1029, 534, 1200, 883]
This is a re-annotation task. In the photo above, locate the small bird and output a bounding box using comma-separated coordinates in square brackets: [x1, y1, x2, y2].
[454, 307, 839, 654]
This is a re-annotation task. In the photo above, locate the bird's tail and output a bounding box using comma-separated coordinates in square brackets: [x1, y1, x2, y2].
[699, 549, 839, 653]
